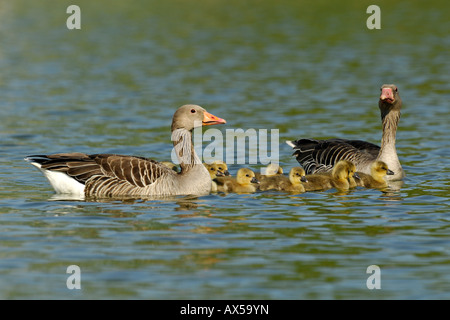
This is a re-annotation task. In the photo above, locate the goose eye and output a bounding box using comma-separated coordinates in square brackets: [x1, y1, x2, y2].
[190, 109, 196, 113]
[245, 174, 250, 177]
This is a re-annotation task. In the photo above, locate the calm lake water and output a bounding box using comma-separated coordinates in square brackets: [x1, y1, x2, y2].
[0, 0, 449, 299]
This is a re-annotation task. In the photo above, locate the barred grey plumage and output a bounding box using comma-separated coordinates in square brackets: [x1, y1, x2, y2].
[287, 84, 404, 181]
[287, 138, 379, 174]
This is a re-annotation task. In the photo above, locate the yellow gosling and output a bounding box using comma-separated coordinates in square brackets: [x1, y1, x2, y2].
[302, 174, 333, 191]
[204, 163, 218, 179]
[216, 168, 259, 193]
[356, 160, 394, 188]
[329, 160, 358, 190]
[303, 160, 357, 191]
[212, 160, 230, 177]
[345, 161, 358, 188]
[278, 167, 307, 193]
[203, 163, 219, 192]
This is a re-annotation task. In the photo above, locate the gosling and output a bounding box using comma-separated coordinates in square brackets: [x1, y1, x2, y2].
[215, 168, 259, 193]
[356, 161, 394, 189]
[204, 163, 219, 192]
[212, 160, 230, 177]
[277, 167, 307, 193]
[303, 160, 359, 191]
[256, 163, 284, 190]
[338, 160, 358, 188]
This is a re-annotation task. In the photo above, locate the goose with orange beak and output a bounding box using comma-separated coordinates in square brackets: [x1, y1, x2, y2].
[26, 104, 227, 197]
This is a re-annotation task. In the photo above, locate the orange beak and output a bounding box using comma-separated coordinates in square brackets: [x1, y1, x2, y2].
[202, 111, 226, 126]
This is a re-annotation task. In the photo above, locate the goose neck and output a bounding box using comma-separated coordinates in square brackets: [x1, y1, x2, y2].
[171, 128, 202, 173]
[379, 108, 400, 154]
[377, 104, 404, 179]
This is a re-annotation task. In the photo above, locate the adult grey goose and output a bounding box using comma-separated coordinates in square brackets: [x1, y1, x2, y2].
[25, 105, 226, 197]
[286, 84, 404, 181]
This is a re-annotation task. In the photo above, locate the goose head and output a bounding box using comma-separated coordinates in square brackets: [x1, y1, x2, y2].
[379, 84, 402, 114]
[289, 167, 307, 185]
[236, 168, 259, 186]
[171, 104, 226, 132]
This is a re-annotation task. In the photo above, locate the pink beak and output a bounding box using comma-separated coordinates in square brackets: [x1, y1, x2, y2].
[380, 87, 395, 104]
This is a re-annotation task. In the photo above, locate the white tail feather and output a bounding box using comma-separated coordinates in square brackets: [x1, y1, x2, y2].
[285, 140, 296, 148]
[28, 161, 85, 195]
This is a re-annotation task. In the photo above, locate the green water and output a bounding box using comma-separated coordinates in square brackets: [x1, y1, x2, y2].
[0, 0, 449, 299]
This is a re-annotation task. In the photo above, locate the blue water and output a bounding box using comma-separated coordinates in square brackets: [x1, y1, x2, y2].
[0, 0, 449, 299]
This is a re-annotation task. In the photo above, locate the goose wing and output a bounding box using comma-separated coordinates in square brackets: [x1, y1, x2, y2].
[26, 153, 176, 195]
[329, 139, 380, 158]
[287, 139, 380, 174]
